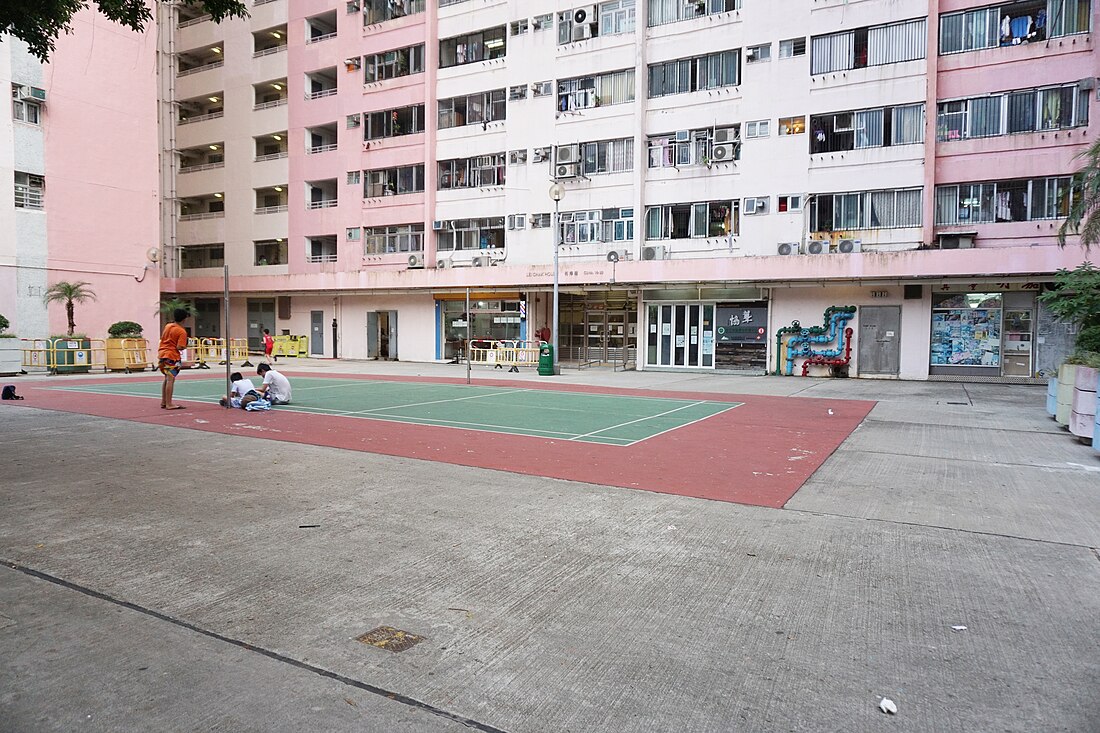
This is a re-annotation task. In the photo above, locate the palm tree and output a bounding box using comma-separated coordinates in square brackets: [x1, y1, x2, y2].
[1059, 137, 1100, 248]
[158, 297, 198, 322]
[44, 281, 96, 336]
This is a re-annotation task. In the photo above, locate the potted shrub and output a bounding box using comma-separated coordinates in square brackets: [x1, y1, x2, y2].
[105, 320, 147, 372]
[43, 280, 96, 374]
[0, 313, 20, 377]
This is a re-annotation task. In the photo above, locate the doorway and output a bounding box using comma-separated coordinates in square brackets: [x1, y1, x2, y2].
[193, 298, 221, 339]
[246, 299, 275, 352]
[858, 306, 900, 375]
[368, 310, 398, 360]
[310, 310, 325, 356]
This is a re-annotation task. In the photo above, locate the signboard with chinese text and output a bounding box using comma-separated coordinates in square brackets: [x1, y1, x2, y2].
[715, 307, 768, 343]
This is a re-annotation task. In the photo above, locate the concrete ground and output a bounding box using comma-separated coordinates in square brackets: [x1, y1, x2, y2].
[1, 360, 1098, 732]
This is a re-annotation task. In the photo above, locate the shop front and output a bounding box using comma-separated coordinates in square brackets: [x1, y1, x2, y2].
[436, 292, 523, 361]
[643, 289, 766, 371]
[559, 292, 637, 366]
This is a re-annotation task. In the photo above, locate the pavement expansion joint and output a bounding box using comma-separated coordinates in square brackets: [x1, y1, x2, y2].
[0, 559, 511, 733]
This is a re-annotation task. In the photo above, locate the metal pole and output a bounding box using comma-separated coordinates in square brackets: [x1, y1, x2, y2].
[552, 196, 560, 375]
[223, 265, 230, 407]
[465, 287, 471, 385]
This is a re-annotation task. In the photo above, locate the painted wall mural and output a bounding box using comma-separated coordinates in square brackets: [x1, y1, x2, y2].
[775, 306, 857, 376]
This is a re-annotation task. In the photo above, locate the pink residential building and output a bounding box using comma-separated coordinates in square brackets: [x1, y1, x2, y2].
[160, 0, 1099, 381]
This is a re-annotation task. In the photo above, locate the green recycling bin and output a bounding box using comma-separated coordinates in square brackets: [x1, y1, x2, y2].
[537, 344, 555, 376]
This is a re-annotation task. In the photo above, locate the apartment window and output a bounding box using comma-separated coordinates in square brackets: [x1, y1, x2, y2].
[937, 85, 1087, 141]
[347, 170, 361, 185]
[438, 154, 507, 189]
[436, 218, 505, 251]
[510, 19, 529, 35]
[934, 177, 1072, 224]
[11, 86, 41, 125]
[363, 44, 424, 82]
[533, 80, 553, 97]
[558, 208, 634, 243]
[346, 227, 361, 241]
[648, 126, 739, 167]
[745, 119, 769, 138]
[811, 18, 926, 75]
[531, 213, 552, 228]
[438, 89, 507, 129]
[364, 164, 425, 197]
[180, 244, 224, 269]
[509, 85, 527, 100]
[347, 114, 361, 129]
[779, 116, 805, 135]
[777, 195, 802, 213]
[779, 37, 806, 58]
[363, 104, 425, 139]
[648, 50, 740, 97]
[254, 240, 288, 266]
[533, 146, 552, 163]
[509, 149, 528, 164]
[533, 13, 553, 31]
[363, 0, 424, 25]
[558, 69, 635, 111]
[811, 188, 923, 231]
[439, 26, 507, 68]
[363, 224, 424, 254]
[577, 138, 634, 175]
[600, 1, 637, 36]
[940, 0, 1090, 54]
[811, 104, 925, 152]
[648, 0, 741, 28]
[746, 43, 771, 63]
[14, 172, 44, 209]
[646, 201, 738, 239]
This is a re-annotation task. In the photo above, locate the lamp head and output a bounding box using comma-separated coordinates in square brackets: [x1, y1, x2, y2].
[548, 183, 565, 202]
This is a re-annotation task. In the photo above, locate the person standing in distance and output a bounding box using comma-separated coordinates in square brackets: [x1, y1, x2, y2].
[158, 308, 190, 410]
[262, 328, 277, 363]
[255, 363, 292, 405]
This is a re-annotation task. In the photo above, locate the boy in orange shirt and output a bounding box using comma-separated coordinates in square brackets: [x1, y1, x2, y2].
[158, 308, 190, 410]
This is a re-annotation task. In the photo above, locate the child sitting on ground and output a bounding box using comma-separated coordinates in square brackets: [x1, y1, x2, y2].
[219, 372, 261, 409]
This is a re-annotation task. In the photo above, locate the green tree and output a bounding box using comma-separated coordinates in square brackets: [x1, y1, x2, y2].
[44, 281, 97, 337]
[1059, 137, 1100, 248]
[158, 297, 197, 321]
[1038, 262, 1100, 352]
[1, 0, 248, 62]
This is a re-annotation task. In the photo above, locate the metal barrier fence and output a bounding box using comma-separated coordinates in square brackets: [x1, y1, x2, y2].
[467, 339, 541, 373]
[184, 338, 254, 369]
[21, 338, 108, 374]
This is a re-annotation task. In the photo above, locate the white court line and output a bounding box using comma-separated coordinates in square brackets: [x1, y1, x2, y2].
[567, 400, 710, 441]
[347, 388, 528, 414]
[629, 402, 742, 444]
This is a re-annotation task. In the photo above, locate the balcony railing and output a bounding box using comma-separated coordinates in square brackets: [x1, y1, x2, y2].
[307, 199, 338, 209]
[177, 111, 224, 125]
[253, 98, 288, 111]
[178, 14, 212, 28]
[179, 211, 226, 221]
[306, 32, 337, 44]
[307, 88, 338, 100]
[177, 59, 224, 77]
[179, 161, 225, 173]
[254, 152, 289, 162]
[253, 44, 287, 58]
[308, 144, 338, 154]
[307, 253, 339, 263]
[255, 205, 289, 214]
[14, 187, 44, 210]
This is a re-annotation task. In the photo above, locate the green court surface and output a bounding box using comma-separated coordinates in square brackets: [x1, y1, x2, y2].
[55, 378, 741, 446]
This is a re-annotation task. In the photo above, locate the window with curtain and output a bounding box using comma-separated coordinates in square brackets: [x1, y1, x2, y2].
[812, 103, 923, 151]
[648, 50, 740, 97]
[811, 31, 853, 74]
[967, 96, 1002, 138]
[580, 138, 634, 175]
[939, 7, 999, 53]
[599, 0, 636, 36]
[854, 109, 883, 148]
[891, 104, 924, 144]
[1049, 0, 1092, 37]
[867, 18, 927, 65]
[647, 0, 741, 27]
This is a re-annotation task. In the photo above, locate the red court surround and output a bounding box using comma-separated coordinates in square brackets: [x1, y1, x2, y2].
[1, 373, 874, 508]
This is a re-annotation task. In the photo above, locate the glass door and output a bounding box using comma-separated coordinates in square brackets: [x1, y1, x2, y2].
[585, 311, 606, 363]
[645, 303, 714, 368]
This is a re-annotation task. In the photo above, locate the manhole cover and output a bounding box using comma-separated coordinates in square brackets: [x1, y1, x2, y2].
[356, 626, 425, 653]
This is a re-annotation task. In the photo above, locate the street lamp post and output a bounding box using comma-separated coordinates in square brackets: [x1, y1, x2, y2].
[549, 183, 565, 375]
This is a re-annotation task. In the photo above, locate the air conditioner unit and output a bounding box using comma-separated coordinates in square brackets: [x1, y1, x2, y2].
[938, 233, 975, 250]
[432, 220, 445, 231]
[19, 86, 46, 103]
[834, 238, 861, 254]
[710, 142, 737, 162]
[345, 57, 361, 71]
[555, 144, 579, 164]
[437, 258, 453, 269]
[641, 245, 666, 261]
[1079, 77, 1096, 91]
[472, 255, 492, 267]
[606, 249, 630, 263]
[777, 242, 800, 255]
[744, 197, 768, 215]
[555, 162, 581, 179]
[407, 253, 424, 268]
[806, 239, 828, 255]
[573, 5, 597, 24]
[713, 128, 738, 144]
[674, 130, 690, 143]
[746, 47, 759, 62]
[572, 23, 593, 41]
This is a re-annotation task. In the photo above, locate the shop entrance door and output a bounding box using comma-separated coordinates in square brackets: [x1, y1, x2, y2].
[582, 311, 631, 364]
[310, 311, 324, 356]
[246, 299, 274, 352]
[858, 306, 900, 375]
[367, 311, 398, 360]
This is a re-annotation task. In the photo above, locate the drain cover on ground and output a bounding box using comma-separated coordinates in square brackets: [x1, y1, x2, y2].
[356, 626, 425, 653]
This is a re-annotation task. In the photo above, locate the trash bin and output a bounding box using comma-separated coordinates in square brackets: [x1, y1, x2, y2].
[537, 344, 555, 376]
